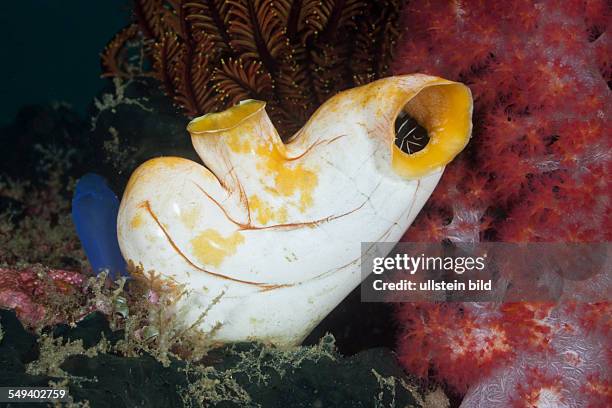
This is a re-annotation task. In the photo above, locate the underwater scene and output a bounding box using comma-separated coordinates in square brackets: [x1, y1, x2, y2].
[0, 1, 610, 407]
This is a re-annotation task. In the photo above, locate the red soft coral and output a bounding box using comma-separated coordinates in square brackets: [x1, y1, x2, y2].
[392, 0, 611, 405]
[393, 0, 610, 242]
[396, 303, 516, 392]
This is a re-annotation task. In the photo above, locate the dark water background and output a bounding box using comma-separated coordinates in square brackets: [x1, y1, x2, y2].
[0, 0, 128, 125]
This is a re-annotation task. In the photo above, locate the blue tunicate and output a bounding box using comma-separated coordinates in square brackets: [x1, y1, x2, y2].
[72, 173, 127, 278]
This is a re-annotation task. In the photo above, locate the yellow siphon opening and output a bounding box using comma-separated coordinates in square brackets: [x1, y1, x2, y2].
[187, 99, 266, 135]
[392, 83, 472, 179]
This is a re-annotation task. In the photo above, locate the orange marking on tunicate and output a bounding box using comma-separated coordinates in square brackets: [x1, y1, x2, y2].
[190, 229, 245, 268]
[130, 212, 144, 228]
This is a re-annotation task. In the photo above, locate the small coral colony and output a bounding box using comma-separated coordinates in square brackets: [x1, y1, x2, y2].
[1, 1, 610, 407]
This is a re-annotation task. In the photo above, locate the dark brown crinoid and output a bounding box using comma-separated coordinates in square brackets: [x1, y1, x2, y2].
[102, 0, 403, 139]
